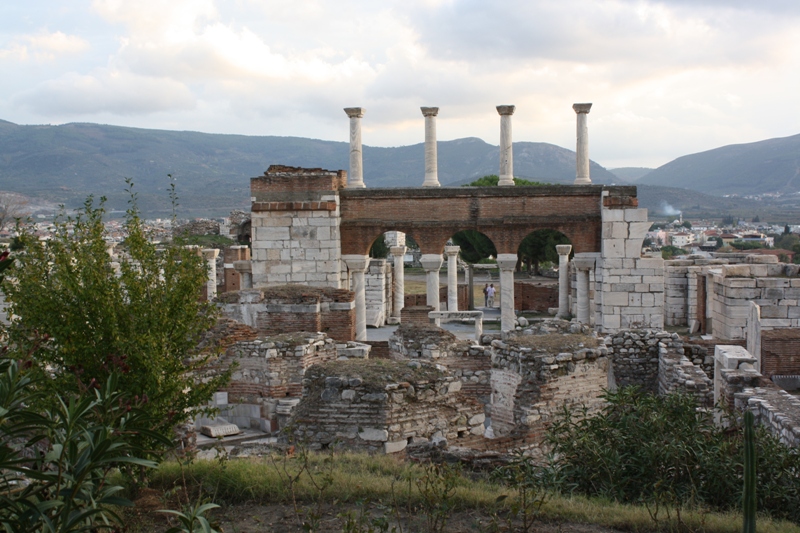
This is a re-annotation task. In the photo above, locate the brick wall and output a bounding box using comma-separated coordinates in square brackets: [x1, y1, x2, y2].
[404, 285, 468, 310]
[401, 305, 434, 326]
[761, 329, 800, 377]
[514, 282, 558, 312]
[338, 185, 630, 255]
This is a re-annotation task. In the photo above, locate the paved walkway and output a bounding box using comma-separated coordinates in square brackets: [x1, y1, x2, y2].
[366, 306, 500, 341]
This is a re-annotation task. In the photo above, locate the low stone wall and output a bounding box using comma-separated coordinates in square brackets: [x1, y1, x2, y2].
[291, 360, 485, 453]
[606, 330, 672, 392]
[489, 333, 608, 451]
[388, 324, 470, 359]
[514, 282, 558, 313]
[735, 386, 800, 448]
[658, 349, 714, 407]
[218, 285, 356, 341]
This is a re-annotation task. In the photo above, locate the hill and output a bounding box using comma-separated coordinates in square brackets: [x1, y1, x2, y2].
[609, 167, 652, 182]
[0, 120, 618, 216]
[639, 133, 800, 195]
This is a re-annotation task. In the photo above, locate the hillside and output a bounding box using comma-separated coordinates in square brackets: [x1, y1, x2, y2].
[639, 133, 800, 195]
[0, 120, 618, 216]
[609, 167, 652, 182]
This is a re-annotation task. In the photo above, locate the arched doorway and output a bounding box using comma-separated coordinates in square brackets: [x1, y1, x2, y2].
[515, 229, 572, 317]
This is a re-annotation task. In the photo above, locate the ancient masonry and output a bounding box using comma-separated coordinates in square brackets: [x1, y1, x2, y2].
[199, 103, 800, 453]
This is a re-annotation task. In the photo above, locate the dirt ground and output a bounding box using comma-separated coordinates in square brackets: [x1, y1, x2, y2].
[130, 489, 623, 533]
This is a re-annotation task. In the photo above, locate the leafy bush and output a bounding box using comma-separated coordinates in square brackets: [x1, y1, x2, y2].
[547, 387, 800, 523]
[3, 193, 230, 453]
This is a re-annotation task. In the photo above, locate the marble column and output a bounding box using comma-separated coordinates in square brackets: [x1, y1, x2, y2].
[573, 103, 592, 185]
[496, 253, 517, 332]
[556, 244, 572, 318]
[342, 254, 370, 341]
[445, 245, 460, 311]
[390, 245, 406, 322]
[344, 107, 366, 188]
[421, 107, 440, 187]
[496, 105, 515, 186]
[420, 253, 443, 325]
[572, 253, 596, 325]
[201, 248, 219, 300]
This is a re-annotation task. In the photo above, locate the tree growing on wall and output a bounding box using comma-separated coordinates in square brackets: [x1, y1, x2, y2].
[2, 189, 230, 451]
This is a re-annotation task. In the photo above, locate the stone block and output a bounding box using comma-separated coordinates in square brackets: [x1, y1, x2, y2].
[602, 209, 625, 222]
[625, 240, 644, 258]
[604, 292, 629, 306]
[384, 440, 408, 454]
[359, 428, 389, 442]
[603, 239, 626, 258]
[623, 209, 648, 222]
[201, 423, 241, 438]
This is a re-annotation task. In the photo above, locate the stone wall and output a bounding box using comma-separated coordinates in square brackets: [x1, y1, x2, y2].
[606, 330, 670, 392]
[250, 166, 346, 288]
[514, 282, 558, 313]
[290, 360, 485, 453]
[489, 333, 608, 450]
[219, 285, 355, 342]
[658, 348, 714, 407]
[400, 305, 434, 326]
[598, 205, 665, 332]
[708, 260, 800, 341]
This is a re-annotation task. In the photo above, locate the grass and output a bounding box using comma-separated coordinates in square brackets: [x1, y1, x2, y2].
[147, 453, 800, 533]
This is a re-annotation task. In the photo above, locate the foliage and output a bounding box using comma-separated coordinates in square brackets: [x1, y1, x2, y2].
[2, 192, 230, 452]
[721, 214, 736, 226]
[451, 230, 497, 264]
[743, 410, 757, 533]
[517, 229, 571, 274]
[370, 234, 390, 259]
[463, 174, 547, 187]
[547, 387, 800, 523]
[775, 233, 799, 251]
[660, 245, 688, 259]
[0, 358, 170, 532]
[492, 452, 552, 532]
[730, 240, 766, 250]
[416, 462, 460, 533]
[160, 502, 221, 533]
[679, 220, 692, 229]
[180, 234, 234, 249]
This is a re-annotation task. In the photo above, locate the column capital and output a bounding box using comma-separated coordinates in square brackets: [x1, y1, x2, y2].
[496, 105, 515, 116]
[419, 253, 443, 272]
[390, 246, 407, 257]
[573, 252, 599, 270]
[572, 103, 592, 114]
[421, 107, 439, 117]
[556, 244, 573, 256]
[496, 253, 517, 270]
[342, 254, 370, 272]
[344, 107, 365, 118]
[444, 245, 460, 257]
[201, 248, 219, 260]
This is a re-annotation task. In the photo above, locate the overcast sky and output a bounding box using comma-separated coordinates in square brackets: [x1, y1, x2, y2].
[2, 0, 799, 169]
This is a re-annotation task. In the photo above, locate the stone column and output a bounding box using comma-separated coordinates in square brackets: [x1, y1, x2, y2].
[421, 107, 440, 187]
[201, 248, 219, 300]
[420, 253, 444, 324]
[556, 244, 572, 318]
[342, 254, 370, 341]
[344, 107, 366, 188]
[573, 103, 592, 185]
[445, 245, 460, 311]
[573, 253, 596, 325]
[496, 105, 515, 186]
[390, 245, 406, 323]
[496, 253, 517, 332]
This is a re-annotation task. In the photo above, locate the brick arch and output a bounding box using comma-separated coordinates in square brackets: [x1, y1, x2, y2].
[338, 186, 625, 256]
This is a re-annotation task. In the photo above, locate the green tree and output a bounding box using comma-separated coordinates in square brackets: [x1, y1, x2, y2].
[775, 233, 799, 251]
[3, 194, 230, 452]
[661, 245, 688, 259]
[369, 234, 389, 258]
[518, 229, 571, 274]
[463, 174, 546, 187]
[451, 230, 497, 264]
[730, 240, 765, 250]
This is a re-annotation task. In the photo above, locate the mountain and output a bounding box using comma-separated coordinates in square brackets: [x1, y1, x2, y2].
[609, 167, 652, 182]
[0, 120, 618, 216]
[639, 133, 800, 195]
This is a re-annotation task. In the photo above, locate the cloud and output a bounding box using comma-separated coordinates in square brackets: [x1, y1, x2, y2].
[0, 30, 89, 62]
[15, 70, 195, 115]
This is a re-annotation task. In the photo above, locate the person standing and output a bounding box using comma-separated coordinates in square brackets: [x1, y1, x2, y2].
[483, 283, 489, 307]
[487, 284, 496, 308]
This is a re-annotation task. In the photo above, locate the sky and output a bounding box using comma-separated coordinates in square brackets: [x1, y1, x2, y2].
[2, 0, 800, 169]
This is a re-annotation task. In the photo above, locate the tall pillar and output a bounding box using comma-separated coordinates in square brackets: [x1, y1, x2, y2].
[420, 254, 443, 325]
[342, 254, 370, 341]
[390, 246, 406, 322]
[573, 103, 592, 185]
[496, 105, 515, 186]
[496, 253, 517, 332]
[201, 248, 219, 300]
[556, 244, 572, 318]
[421, 107, 440, 187]
[445, 245, 460, 311]
[344, 107, 366, 188]
[573, 253, 596, 325]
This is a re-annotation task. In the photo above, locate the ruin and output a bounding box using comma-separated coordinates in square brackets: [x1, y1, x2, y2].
[199, 103, 800, 454]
